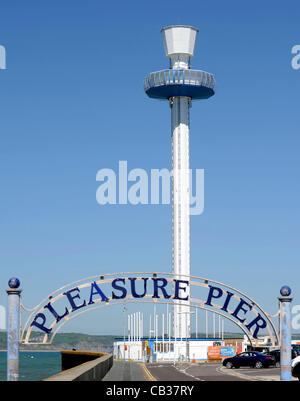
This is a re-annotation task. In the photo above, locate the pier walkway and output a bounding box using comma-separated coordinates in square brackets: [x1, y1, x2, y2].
[102, 360, 153, 381]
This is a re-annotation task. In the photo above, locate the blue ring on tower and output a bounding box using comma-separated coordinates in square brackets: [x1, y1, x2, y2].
[144, 69, 216, 100]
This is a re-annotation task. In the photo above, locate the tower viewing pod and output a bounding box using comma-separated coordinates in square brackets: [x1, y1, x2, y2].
[144, 25, 216, 339]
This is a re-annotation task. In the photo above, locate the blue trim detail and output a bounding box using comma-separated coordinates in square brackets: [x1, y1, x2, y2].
[146, 84, 215, 100]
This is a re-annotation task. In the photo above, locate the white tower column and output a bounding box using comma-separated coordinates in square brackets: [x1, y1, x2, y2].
[171, 96, 191, 339]
[163, 27, 195, 341]
[144, 25, 216, 341]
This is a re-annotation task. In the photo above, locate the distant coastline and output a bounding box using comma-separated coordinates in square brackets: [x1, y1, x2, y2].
[0, 349, 60, 352]
[0, 332, 116, 354]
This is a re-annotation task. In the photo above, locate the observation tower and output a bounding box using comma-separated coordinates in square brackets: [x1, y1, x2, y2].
[144, 26, 216, 339]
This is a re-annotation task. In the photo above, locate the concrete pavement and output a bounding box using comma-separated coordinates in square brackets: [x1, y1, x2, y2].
[102, 360, 153, 381]
[103, 360, 298, 382]
[146, 362, 246, 381]
[145, 362, 298, 381]
[218, 366, 298, 381]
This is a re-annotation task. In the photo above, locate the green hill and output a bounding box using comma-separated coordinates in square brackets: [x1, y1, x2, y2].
[0, 331, 116, 352]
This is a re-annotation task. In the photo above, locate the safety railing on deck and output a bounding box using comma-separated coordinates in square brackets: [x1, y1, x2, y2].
[144, 69, 216, 92]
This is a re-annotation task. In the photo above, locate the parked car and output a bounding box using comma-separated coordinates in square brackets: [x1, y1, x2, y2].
[263, 349, 297, 368]
[292, 344, 300, 357]
[223, 351, 275, 369]
[292, 356, 300, 380]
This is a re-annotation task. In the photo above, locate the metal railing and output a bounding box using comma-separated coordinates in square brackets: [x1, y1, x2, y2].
[144, 69, 216, 92]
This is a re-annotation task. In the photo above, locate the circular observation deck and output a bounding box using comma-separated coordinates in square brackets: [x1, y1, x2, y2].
[144, 69, 216, 100]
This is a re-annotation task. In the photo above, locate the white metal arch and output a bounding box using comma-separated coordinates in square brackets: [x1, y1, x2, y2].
[45, 300, 255, 346]
[21, 272, 279, 347]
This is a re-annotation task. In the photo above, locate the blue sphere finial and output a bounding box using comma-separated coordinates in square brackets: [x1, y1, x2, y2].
[280, 285, 291, 296]
[8, 277, 20, 289]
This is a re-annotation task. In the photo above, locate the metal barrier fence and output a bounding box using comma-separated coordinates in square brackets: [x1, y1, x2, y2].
[143, 69, 216, 92]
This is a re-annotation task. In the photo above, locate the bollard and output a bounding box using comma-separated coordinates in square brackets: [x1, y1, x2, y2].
[6, 277, 22, 381]
[278, 286, 292, 381]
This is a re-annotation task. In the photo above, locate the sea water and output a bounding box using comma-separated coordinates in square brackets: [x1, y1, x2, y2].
[0, 351, 61, 381]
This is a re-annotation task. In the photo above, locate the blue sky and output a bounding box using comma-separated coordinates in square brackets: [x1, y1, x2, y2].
[0, 0, 299, 335]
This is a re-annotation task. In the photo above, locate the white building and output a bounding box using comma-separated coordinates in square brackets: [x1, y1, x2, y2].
[114, 338, 224, 362]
